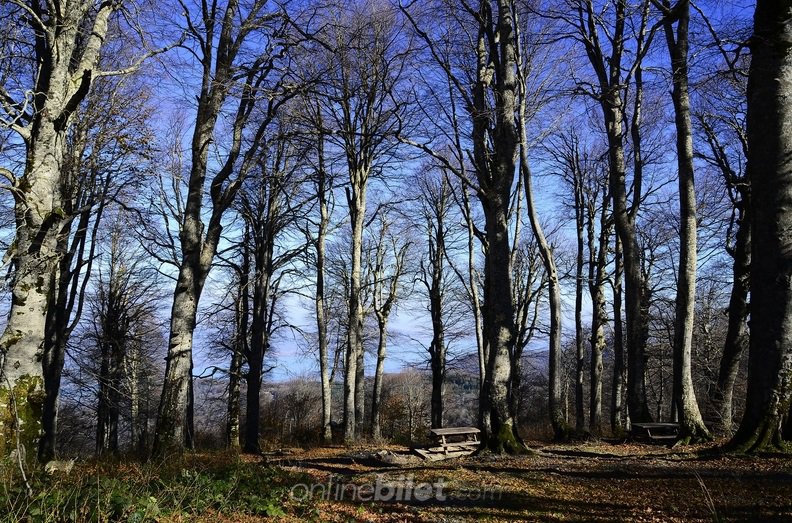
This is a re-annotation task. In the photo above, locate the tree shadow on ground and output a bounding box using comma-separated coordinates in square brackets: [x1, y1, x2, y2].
[272, 445, 792, 521]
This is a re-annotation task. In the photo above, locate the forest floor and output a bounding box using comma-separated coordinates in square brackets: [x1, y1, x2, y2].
[268, 440, 792, 522]
[3, 440, 791, 522]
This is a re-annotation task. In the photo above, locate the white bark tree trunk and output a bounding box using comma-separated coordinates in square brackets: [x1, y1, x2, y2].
[662, 0, 711, 443]
[1, 0, 117, 460]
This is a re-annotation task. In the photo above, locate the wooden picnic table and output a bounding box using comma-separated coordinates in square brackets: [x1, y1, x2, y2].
[630, 422, 679, 442]
[429, 426, 481, 454]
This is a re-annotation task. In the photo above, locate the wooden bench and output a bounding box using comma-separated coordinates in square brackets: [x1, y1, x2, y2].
[429, 427, 481, 454]
[630, 422, 679, 443]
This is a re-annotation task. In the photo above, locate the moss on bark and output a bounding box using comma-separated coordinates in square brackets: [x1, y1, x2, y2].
[727, 419, 792, 455]
[0, 375, 45, 464]
[482, 423, 530, 455]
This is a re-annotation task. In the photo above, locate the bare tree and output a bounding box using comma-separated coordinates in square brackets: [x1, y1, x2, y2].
[0, 0, 129, 460]
[311, 1, 411, 442]
[301, 102, 335, 443]
[401, 0, 529, 453]
[415, 170, 453, 430]
[612, 235, 627, 431]
[237, 123, 307, 453]
[369, 212, 410, 439]
[39, 73, 153, 461]
[456, 184, 488, 430]
[728, 0, 792, 453]
[153, 0, 295, 454]
[92, 222, 160, 456]
[586, 165, 612, 436]
[565, 0, 657, 423]
[702, 105, 749, 437]
[656, 0, 710, 443]
[694, 12, 750, 436]
[227, 251, 249, 450]
[546, 130, 609, 436]
[514, 7, 567, 440]
[509, 237, 546, 433]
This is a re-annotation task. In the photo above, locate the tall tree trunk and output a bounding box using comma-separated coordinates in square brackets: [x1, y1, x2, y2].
[467, 0, 522, 454]
[579, 0, 652, 425]
[41, 326, 68, 462]
[155, 264, 203, 454]
[313, 128, 332, 443]
[154, 99, 218, 454]
[480, 199, 520, 452]
[627, 1, 652, 425]
[423, 179, 448, 430]
[515, 13, 565, 441]
[663, 0, 711, 443]
[226, 275, 247, 449]
[461, 185, 488, 433]
[96, 257, 127, 456]
[0, 0, 116, 462]
[574, 162, 586, 435]
[588, 188, 610, 437]
[127, 341, 146, 455]
[607, 104, 651, 424]
[520, 154, 565, 440]
[611, 236, 627, 433]
[244, 196, 278, 453]
[430, 341, 446, 429]
[344, 181, 367, 443]
[40, 189, 104, 460]
[315, 4, 403, 445]
[153, 0, 281, 454]
[226, 346, 242, 449]
[355, 346, 365, 435]
[713, 211, 750, 435]
[96, 339, 113, 456]
[41, 222, 80, 462]
[728, 0, 792, 453]
[245, 212, 275, 453]
[370, 225, 408, 438]
[343, 332, 358, 444]
[428, 288, 446, 430]
[0, 106, 62, 466]
[230, 225, 250, 449]
[371, 319, 387, 439]
[108, 342, 122, 453]
[316, 184, 332, 444]
[244, 352, 263, 453]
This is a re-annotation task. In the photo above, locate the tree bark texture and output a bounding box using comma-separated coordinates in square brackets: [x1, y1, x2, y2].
[663, 0, 711, 443]
[612, 236, 628, 433]
[588, 187, 610, 436]
[469, 0, 523, 453]
[714, 211, 750, 435]
[729, 0, 792, 453]
[154, 0, 283, 454]
[0, 0, 117, 461]
[579, 0, 652, 424]
[315, 163, 333, 443]
[573, 158, 586, 435]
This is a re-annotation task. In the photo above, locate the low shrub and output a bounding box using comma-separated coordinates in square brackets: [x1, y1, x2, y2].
[0, 451, 316, 522]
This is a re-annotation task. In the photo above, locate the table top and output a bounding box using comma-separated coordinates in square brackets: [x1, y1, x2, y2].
[631, 422, 680, 429]
[430, 426, 481, 436]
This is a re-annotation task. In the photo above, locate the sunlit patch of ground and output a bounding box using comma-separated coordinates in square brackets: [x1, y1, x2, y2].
[273, 440, 792, 522]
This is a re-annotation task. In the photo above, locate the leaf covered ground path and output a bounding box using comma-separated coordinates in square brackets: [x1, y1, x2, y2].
[272, 441, 792, 522]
